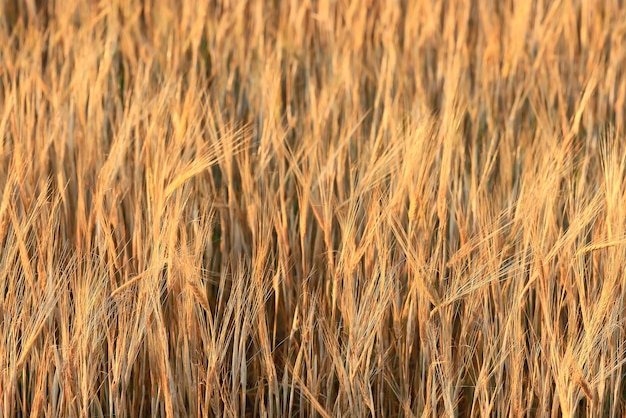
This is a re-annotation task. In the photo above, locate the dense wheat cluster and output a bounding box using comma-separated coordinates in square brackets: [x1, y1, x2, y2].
[2, 0, 626, 416]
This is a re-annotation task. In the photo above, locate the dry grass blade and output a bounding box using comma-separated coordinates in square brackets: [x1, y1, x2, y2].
[574, 239, 626, 258]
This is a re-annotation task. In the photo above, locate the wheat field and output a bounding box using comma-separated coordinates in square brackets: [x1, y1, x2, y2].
[1, 0, 626, 416]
